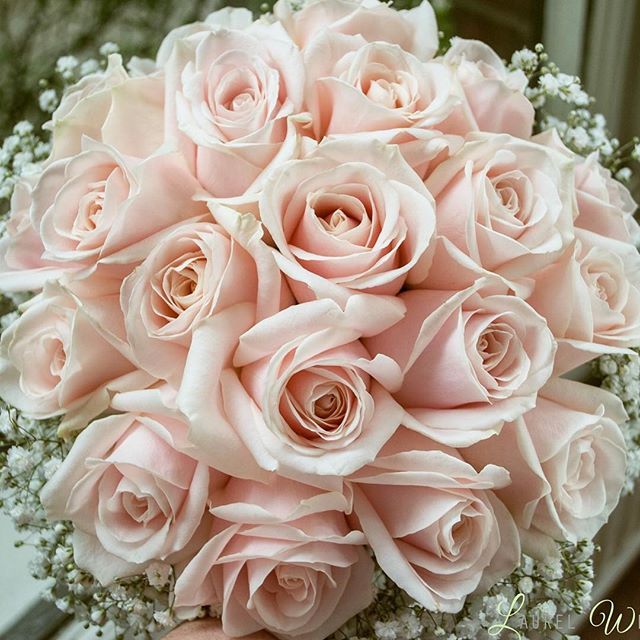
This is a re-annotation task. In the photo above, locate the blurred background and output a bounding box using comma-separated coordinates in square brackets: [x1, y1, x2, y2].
[1, 0, 639, 638]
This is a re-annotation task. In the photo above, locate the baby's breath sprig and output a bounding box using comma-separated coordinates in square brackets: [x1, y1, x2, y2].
[510, 44, 639, 178]
[0, 120, 50, 206]
[592, 350, 640, 494]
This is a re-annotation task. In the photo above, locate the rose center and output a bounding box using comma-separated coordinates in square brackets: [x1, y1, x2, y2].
[489, 172, 532, 229]
[75, 179, 108, 235]
[592, 272, 616, 302]
[477, 323, 513, 375]
[366, 77, 413, 109]
[230, 90, 255, 112]
[309, 188, 371, 238]
[161, 255, 206, 316]
[49, 339, 67, 378]
[313, 390, 341, 421]
[566, 438, 597, 492]
[278, 367, 366, 447]
[122, 492, 160, 526]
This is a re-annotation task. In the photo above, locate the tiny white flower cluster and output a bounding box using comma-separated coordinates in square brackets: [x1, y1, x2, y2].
[593, 350, 640, 494]
[0, 121, 50, 201]
[55, 55, 79, 81]
[0, 404, 63, 533]
[510, 45, 590, 111]
[34, 521, 189, 640]
[510, 44, 639, 179]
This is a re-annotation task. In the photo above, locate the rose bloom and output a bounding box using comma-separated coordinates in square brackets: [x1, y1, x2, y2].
[442, 38, 534, 138]
[465, 378, 627, 552]
[527, 228, 640, 373]
[425, 133, 575, 289]
[41, 410, 216, 585]
[178, 296, 405, 480]
[0, 177, 68, 292]
[259, 139, 436, 304]
[364, 282, 556, 446]
[304, 32, 461, 139]
[0, 284, 138, 425]
[121, 203, 288, 386]
[350, 428, 519, 613]
[274, 0, 438, 61]
[47, 53, 164, 162]
[574, 152, 639, 243]
[164, 12, 307, 199]
[31, 138, 205, 267]
[535, 129, 639, 245]
[174, 475, 373, 640]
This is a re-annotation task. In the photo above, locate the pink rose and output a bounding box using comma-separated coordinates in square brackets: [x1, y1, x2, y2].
[274, 0, 438, 61]
[31, 139, 205, 266]
[442, 38, 534, 138]
[350, 428, 519, 613]
[574, 153, 639, 243]
[121, 205, 287, 386]
[0, 284, 139, 425]
[259, 139, 436, 304]
[174, 475, 373, 640]
[178, 296, 405, 480]
[0, 177, 68, 292]
[535, 130, 639, 245]
[41, 410, 217, 584]
[47, 53, 164, 162]
[465, 378, 627, 552]
[527, 228, 640, 373]
[165, 19, 307, 199]
[426, 133, 575, 289]
[364, 282, 556, 446]
[304, 34, 460, 138]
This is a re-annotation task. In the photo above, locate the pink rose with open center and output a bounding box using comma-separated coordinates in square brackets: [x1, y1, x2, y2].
[178, 296, 405, 480]
[364, 282, 556, 446]
[174, 475, 373, 640]
[304, 34, 460, 138]
[166, 19, 307, 199]
[465, 378, 627, 553]
[31, 139, 205, 266]
[121, 204, 288, 387]
[350, 428, 519, 613]
[260, 139, 436, 304]
[527, 229, 640, 373]
[41, 410, 217, 585]
[0, 284, 137, 425]
[426, 133, 575, 289]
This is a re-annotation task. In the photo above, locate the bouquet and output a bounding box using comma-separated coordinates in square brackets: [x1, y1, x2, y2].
[1, 2, 640, 639]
